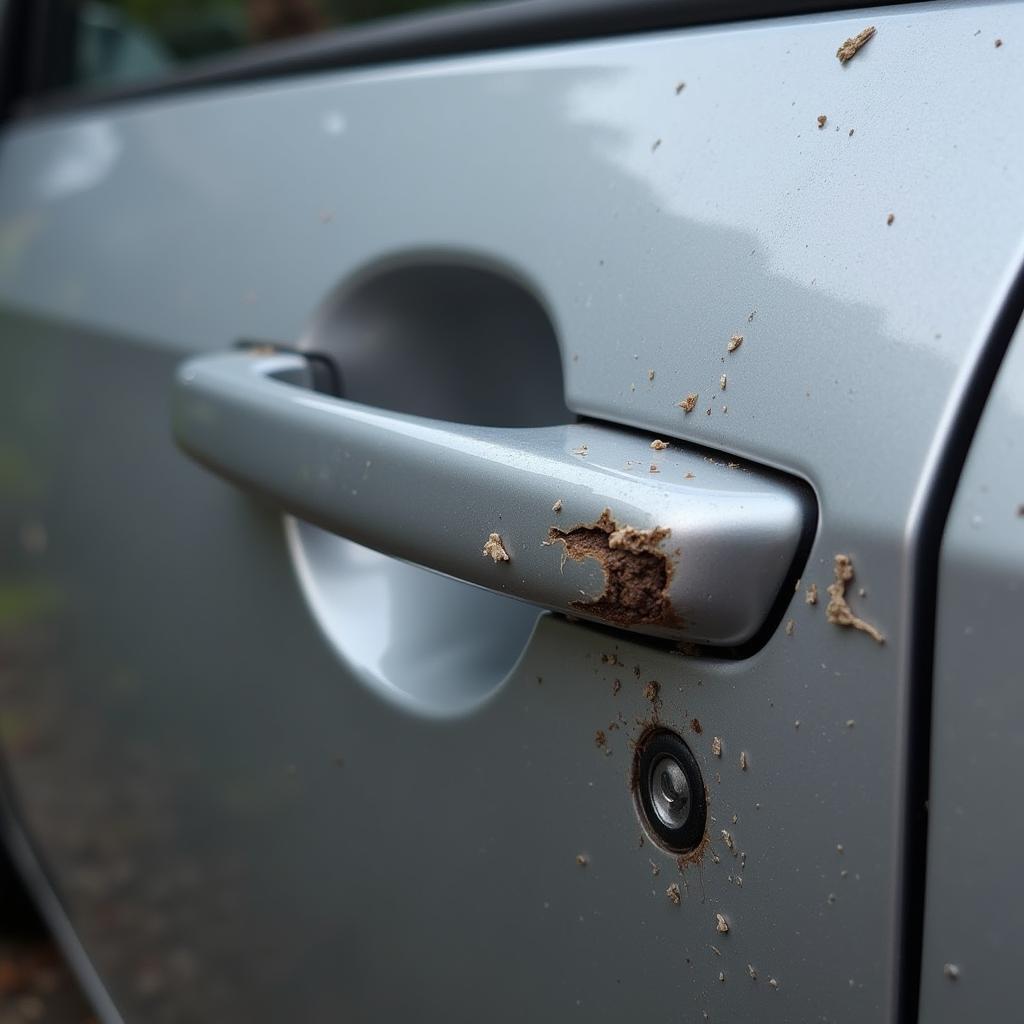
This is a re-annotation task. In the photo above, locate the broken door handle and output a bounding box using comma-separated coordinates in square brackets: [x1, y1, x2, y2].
[172, 349, 811, 647]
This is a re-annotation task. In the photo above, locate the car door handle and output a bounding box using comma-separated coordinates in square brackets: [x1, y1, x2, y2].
[171, 349, 810, 647]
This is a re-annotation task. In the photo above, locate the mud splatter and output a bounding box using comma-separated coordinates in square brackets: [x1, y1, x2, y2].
[826, 554, 885, 644]
[547, 509, 682, 629]
[837, 25, 876, 63]
[482, 533, 510, 563]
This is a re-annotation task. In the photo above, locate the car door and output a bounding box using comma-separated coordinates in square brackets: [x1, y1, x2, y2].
[1, 2, 1023, 1022]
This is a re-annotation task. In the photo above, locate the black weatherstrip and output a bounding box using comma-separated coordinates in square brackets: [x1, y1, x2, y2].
[16, 0, 928, 118]
[900, 260, 1024, 1024]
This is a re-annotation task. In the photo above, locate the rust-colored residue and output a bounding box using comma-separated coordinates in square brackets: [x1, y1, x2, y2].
[666, 883, 681, 905]
[837, 25, 876, 63]
[826, 554, 885, 644]
[547, 508, 683, 628]
[676, 828, 711, 870]
[595, 729, 607, 748]
[690, 717, 703, 734]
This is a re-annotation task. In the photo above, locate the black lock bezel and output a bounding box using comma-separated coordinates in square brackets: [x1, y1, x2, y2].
[635, 728, 707, 853]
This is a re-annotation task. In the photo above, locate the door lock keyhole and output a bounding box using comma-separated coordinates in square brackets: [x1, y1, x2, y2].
[635, 729, 707, 853]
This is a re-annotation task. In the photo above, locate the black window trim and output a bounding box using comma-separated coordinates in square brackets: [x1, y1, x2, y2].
[6, 0, 926, 121]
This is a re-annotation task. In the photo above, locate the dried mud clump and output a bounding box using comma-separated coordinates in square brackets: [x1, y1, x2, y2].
[837, 25, 876, 63]
[547, 509, 683, 628]
[482, 533, 510, 563]
[826, 554, 884, 644]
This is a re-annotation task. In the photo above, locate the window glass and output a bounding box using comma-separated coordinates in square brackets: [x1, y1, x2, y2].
[68, 0, 490, 90]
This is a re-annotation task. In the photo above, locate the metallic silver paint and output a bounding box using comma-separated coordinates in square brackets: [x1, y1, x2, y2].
[0, 3, 1022, 1021]
[917, 320, 1024, 1020]
[173, 349, 809, 648]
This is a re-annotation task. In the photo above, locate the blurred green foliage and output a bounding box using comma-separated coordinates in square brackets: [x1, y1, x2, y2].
[101, 0, 475, 59]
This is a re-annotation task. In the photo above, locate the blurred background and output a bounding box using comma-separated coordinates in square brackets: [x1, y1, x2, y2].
[15, 0, 493, 99]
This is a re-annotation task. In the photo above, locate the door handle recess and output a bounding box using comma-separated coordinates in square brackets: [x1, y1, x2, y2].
[172, 350, 810, 647]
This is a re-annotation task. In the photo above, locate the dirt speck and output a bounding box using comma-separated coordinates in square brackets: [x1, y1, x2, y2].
[675, 82, 686, 94]
[727, 335, 743, 353]
[595, 729, 607, 748]
[887, 212, 895, 226]
[651, 138, 662, 152]
[612, 678, 621, 695]
[739, 751, 748, 772]
[690, 717, 703, 734]
[719, 374, 727, 390]
[826, 554, 885, 644]
[712, 736, 722, 758]
[572, 444, 588, 457]
[785, 619, 795, 636]
[747, 964, 758, 980]
[547, 509, 683, 628]
[644, 680, 661, 706]
[482, 533, 510, 563]
[837, 25, 876, 63]
[849, 128, 855, 137]
[650, 439, 670, 450]
[817, 114, 828, 129]
[719, 971, 726, 983]
[666, 883, 681, 905]
[684, 472, 695, 480]
[715, 912, 730, 934]
[721, 829, 734, 851]
[806, 583, 819, 605]
[679, 393, 699, 413]
[552, 498, 563, 513]
[769, 977, 779, 990]
[995, 38, 1003, 48]
[648, 369, 656, 382]
[576, 853, 589, 867]
[943, 963, 960, 980]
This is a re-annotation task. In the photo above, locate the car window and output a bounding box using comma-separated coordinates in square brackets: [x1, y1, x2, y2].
[66, 0, 492, 91]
